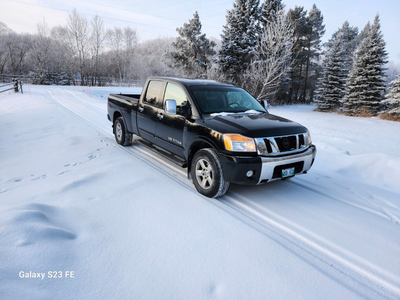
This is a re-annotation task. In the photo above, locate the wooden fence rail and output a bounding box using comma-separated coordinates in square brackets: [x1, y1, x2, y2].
[0, 81, 23, 94]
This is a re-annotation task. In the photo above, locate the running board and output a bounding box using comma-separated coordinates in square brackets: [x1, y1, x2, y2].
[137, 139, 187, 168]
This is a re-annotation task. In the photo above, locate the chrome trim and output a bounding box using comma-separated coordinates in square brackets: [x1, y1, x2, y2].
[258, 145, 316, 184]
[255, 132, 310, 156]
[165, 99, 177, 115]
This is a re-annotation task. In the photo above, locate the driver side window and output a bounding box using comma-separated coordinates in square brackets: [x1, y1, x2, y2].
[164, 83, 188, 115]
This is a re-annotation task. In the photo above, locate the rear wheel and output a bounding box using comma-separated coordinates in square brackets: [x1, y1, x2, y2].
[191, 149, 229, 198]
[114, 117, 132, 146]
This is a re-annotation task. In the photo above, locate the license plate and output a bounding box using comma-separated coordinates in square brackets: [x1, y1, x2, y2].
[282, 167, 295, 178]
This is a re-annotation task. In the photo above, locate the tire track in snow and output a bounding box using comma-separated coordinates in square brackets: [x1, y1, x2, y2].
[289, 179, 391, 221]
[41, 87, 400, 300]
[222, 191, 400, 300]
[40, 88, 190, 189]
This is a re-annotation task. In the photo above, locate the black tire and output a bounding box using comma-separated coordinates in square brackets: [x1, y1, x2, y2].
[191, 148, 230, 198]
[114, 117, 132, 146]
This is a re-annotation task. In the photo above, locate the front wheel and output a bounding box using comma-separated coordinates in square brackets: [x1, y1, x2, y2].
[191, 149, 230, 198]
[114, 117, 132, 146]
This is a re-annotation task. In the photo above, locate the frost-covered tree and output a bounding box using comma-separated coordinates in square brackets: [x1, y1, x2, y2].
[218, 0, 260, 84]
[134, 37, 178, 83]
[315, 22, 358, 111]
[383, 74, 400, 108]
[314, 34, 346, 111]
[301, 4, 325, 102]
[343, 15, 388, 116]
[0, 23, 13, 74]
[380, 74, 400, 120]
[242, 10, 293, 102]
[260, 0, 284, 27]
[67, 9, 90, 84]
[106, 26, 138, 84]
[281, 5, 324, 104]
[2, 32, 31, 75]
[170, 12, 216, 78]
[89, 15, 106, 86]
[51, 25, 77, 83]
[325, 21, 358, 82]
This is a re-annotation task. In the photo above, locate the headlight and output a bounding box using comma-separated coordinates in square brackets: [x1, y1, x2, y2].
[306, 129, 312, 146]
[223, 134, 256, 152]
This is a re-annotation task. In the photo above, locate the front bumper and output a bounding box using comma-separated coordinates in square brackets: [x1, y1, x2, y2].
[259, 144, 316, 183]
[219, 145, 316, 185]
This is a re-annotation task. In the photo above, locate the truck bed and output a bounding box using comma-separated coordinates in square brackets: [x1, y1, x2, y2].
[107, 93, 140, 135]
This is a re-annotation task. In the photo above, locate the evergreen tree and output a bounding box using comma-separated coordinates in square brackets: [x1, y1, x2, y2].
[218, 0, 260, 84]
[281, 5, 324, 104]
[380, 74, 400, 120]
[301, 4, 325, 102]
[260, 0, 284, 27]
[315, 34, 346, 111]
[326, 21, 358, 75]
[343, 15, 388, 116]
[315, 21, 358, 111]
[170, 12, 216, 78]
[283, 6, 308, 103]
[357, 21, 371, 46]
[382, 74, 400, 109]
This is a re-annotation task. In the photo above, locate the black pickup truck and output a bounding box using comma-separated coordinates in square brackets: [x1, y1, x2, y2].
[107, 77, 316, 198]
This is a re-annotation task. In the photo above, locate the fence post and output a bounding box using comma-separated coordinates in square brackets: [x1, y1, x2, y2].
[20, 81, 23, 94]
[14, 80, 19, 92]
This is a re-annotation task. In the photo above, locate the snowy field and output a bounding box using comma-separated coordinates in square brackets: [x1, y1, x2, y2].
[1, 85, 399, 300]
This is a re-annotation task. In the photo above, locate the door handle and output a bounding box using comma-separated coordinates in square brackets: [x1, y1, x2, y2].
[138, 107, 144, 112]
[157, 113, 164, 120]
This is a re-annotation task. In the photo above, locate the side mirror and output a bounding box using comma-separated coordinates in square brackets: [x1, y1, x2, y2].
[165, 99, 177, 115]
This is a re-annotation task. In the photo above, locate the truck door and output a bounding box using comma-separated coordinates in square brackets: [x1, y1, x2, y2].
[155, 82, 187, 158]
[137, 80, 165, 143]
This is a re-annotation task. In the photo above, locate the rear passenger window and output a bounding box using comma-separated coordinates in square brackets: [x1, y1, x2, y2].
[144, 81, 164, 107]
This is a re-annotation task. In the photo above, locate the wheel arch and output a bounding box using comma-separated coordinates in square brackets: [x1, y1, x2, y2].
[113, 111, 123, 123]
[187, 140, 216, 179]
[112, 111, 124, 133]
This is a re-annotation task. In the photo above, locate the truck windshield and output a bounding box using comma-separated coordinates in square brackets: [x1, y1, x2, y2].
[189, 86, 266, 114]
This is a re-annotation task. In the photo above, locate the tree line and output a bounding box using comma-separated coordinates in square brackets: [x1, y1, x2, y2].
[0, 9, 177, 86]
[168, 0, 399, 117]
[1, 0, 399, 118]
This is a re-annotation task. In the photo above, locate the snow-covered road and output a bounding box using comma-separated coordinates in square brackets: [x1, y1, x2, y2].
[1, 85, 399, 299]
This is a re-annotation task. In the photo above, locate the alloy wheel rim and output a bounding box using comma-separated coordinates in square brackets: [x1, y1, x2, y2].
[195, 158, 214, 190]
[116, 122, 122, 141]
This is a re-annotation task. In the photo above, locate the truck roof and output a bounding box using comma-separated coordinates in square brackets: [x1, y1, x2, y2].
[148, 76, 236, 88]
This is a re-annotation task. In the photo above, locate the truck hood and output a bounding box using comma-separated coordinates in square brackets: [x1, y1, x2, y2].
[203, 112, 307, 137]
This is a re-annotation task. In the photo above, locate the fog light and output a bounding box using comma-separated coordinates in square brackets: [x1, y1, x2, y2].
[246, 170, 254, 178]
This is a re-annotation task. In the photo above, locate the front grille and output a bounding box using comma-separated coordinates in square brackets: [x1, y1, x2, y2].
[255, 133, 309, 156]
[275, 136, 297, 152]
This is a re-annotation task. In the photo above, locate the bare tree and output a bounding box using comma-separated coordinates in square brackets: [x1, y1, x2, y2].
[123, 27, 139, 82]
[106, 27, 124, 83]
[0, 23, 13, 74]
[51, 25, 76, 82]
[106, 26, 138, 84]
[134, 37, 177, 83]
[90, 15, 105, 85]
[3, 32, 31, 75]
[29, 20, 52, 74]
[68, 9, 89, 85]
[242, 10, 294, 102]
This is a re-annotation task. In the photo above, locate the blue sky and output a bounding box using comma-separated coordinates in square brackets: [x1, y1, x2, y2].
[1, 0, 399, 62]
